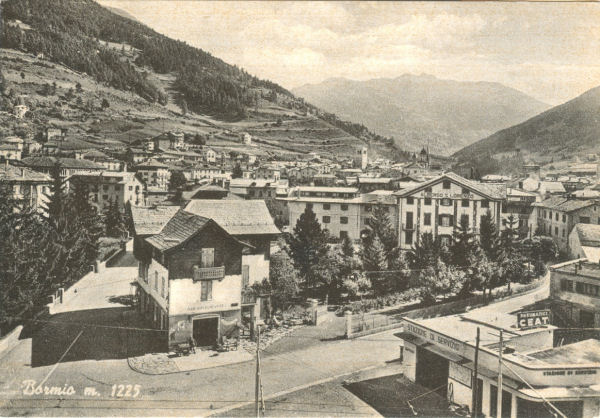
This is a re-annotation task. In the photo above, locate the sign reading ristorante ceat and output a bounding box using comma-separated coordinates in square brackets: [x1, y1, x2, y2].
[404, 322, 464, 353]
[517, 310, 550, 329]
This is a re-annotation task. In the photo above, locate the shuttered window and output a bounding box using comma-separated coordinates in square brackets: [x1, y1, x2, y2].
[242, 265, 250, 287]
[201, 248, 215, 267]
[201, 280, 213, 301]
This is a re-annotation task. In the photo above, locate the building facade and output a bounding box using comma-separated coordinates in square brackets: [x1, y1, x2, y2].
[135, 160, 171, 190]
[0, 163, 51, 213]
[395, 173, 505, 249]
[530, 197, 600, 252]
[68, 172, 144, 212]
[550, 259, 600, 328]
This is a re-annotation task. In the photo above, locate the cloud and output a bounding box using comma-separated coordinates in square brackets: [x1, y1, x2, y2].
[99, 1, 600, 104]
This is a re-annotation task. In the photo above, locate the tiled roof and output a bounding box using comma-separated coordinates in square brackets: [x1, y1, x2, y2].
[20, 156, 104, 170]
[184, 200, 280, 236]
[146, 210, 210, 251]
[574, 223, 600, 247]
[0, 164, 51, 182]
[130, 205, 180, 236]
[532, 196, 596, 212]
[68, 171, 141, 185]
[540, 181, 566, 193]
[394, 172, 506, 200]
[135, 159, 169, 169]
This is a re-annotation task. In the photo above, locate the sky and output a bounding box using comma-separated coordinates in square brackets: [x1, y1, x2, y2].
[99, 1, 600, 105]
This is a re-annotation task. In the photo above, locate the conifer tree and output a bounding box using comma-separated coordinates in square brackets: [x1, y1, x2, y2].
[479, 211, 499, 261]
[287, 205, 329, 291]
[105, 198, 124, 238]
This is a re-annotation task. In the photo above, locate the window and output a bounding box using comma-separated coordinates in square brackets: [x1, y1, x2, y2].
[103, 194, 108, 200]
[560, 279, 573, 292]
[161, 276, 165, 297]
[442, 180, 451, 189]
[114, 185, 120, 191]
[461, 199, 469, 208]
[548, 211, 552, 219]
[340, 231, 348, 239]
[555, 212, 559, 221]
[580, 216, 591, 224]
[562, 229, 565, 237]
[322, 216, 331, 224]
[424, 213, 431, 226]
[441, 198, 452, 206]
[154, 271, 158, 291]
[424, 197, 432, 206]
[406, 212, 413, 229]
[563, 214, 567, 223]
[323, 203, 330, 210]
[201, 280, 213, 301]
[340, 216, 348, 224]
[481, 200, 489, 208]
[555, 227, 558, 236]
[440, 215, 453, 227]
[461, 214, 469, 227]
[405, 231, 413, 245]
[406, 197, 414, 205]
[242, 265, 250, 287]
[103, 185, 109, 191]
[129, 186, 133, 191]
[201, 248, 215, 267]
[341, 204, 348, 211]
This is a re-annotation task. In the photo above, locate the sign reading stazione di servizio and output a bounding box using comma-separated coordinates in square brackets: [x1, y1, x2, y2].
[517, 310, 550, 329]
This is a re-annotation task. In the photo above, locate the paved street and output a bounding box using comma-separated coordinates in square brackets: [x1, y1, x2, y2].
[0, 260, 401, 416]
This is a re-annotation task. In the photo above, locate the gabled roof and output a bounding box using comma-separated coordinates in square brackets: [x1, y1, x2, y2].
[130, 205, 180, 236]
[135, 159, 169, 169]
[145, 209, 251, 252]
[532, 196, 597, 212]
[20, 156, 104, 170]
[0, 164, 51, 182]
[184, 200, 280, 236]
[573, 223, 600, 248]
[394, 172, 506, 200]
[145, 210, 211, 251]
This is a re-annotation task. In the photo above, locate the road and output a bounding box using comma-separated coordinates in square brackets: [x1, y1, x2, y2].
[0, 260, 401, 416]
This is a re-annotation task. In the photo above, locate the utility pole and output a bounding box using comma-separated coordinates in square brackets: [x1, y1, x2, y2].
[255, 325, 261, 418]
[497, 330, 503, 418]
[471, 327, 480, 418]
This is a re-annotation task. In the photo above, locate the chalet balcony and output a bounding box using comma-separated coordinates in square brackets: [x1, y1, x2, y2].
[193, 265, 225, 281]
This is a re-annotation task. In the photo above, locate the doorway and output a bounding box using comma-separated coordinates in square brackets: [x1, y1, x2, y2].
[415, 346, 449, 397]
[193, 317, 219, 347]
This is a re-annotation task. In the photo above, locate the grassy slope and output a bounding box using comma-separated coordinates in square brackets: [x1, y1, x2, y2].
[2, 47, 391, 160]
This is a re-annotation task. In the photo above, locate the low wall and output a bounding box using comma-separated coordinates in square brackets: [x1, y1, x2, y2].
[0, 325, 23, 358]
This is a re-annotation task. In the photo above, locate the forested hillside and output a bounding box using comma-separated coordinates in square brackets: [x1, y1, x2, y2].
[1, 0, 287, 117]
[0, 0, 397, 152]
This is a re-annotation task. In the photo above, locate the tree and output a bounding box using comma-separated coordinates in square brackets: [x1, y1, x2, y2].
[450, 216, 478, 268]
[20, 72, 25, 80]
[105, 198, 125, 238]
[45, 161, 67, 225]
[101, 98, 110, 110]
[367, 204, 399, 268]
[168, 170, 187, 202]
[416, 259, 467, 305]
[76, 82, 83, 93]
[258, 247, 300, 312]
[232, 164, 243, 179]
[408, 232, 446, 270]
[287, 205, 329, 293]
[479, 211, 499, 261]
[360, 235, 389, 296]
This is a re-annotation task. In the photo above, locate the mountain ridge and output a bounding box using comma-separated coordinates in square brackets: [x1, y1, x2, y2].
[293, 74, 550, 155]
[452, 85, 600, 174]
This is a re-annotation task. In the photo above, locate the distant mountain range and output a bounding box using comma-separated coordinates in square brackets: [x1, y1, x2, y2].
[453, 85, 600, 173]
[293, 75, 550, 155]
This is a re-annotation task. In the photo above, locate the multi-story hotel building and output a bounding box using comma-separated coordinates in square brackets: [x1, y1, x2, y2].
[394, 173, 506, 249]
